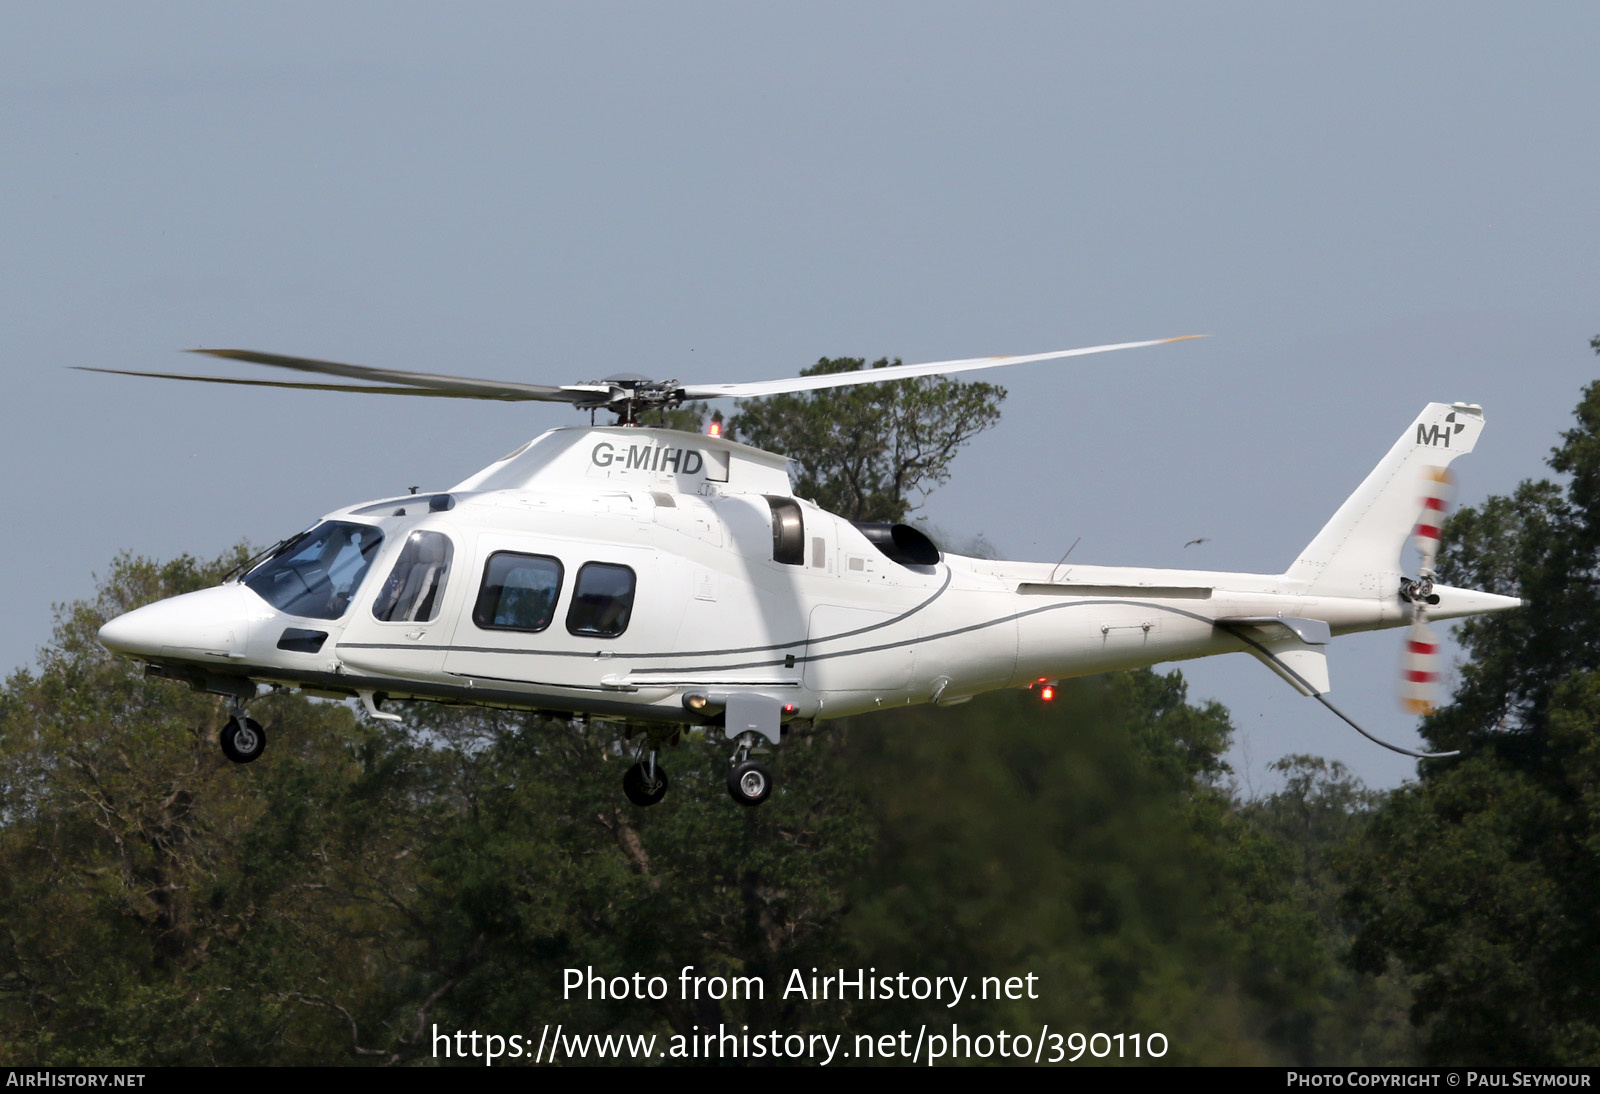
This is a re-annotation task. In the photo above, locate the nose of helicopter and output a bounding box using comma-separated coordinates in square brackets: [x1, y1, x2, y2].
[99, 585, 260, 661]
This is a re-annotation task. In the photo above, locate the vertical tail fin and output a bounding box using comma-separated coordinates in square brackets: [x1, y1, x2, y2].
[1285, 403, 1484, 595]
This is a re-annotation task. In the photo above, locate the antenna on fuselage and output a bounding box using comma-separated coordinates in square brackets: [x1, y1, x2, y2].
[1048, 537, 1082, 583]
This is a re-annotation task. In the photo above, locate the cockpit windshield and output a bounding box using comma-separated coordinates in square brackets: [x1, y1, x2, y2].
[244, 521, 384, 620]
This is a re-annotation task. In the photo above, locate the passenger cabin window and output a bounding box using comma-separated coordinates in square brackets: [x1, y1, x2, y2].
[765, 496, 804, 566]
[566, 563, 636, 638]
[244, 521, 383, 620]
[372, 531, 454, 623]
[473, 552, 563, 632]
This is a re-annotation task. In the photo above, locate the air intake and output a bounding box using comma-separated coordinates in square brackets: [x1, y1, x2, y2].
[851, 522, 941, 566]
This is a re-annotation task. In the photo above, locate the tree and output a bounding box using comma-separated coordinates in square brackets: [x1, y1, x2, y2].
[726, 358, 1004, 522]
[1342, 338, 1600, 1065]
[0, 550, 410, 1063]
[1240, 757, 1418, 1064]
[835, 673, 1352, 1064]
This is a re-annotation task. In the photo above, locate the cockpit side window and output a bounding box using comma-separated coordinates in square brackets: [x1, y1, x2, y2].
[566, 562, 636, 638]
[371, 531, 454, 623]
[244, 521, 384, 620]
[473, 552, 564, 632]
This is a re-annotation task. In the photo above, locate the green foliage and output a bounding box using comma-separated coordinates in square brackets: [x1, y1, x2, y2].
[726, 358, 1004, 522]
[647, 401, 711, 435]
[401, 708, 876, 1046]
[837, 676, 1359, 1065]
[840, 680, 1238, 1061]
[0, 550, 385, 1063]
[1343, 345, 1600, 1065]
[1241, 758, 1418, 1064]
[1344, 672, 1600, 1065]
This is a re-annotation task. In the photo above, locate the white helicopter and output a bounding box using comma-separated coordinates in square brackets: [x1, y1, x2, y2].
[85, 338, 1521, 806]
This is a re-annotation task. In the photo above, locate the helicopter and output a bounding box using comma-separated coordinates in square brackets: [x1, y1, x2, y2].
[85, 338, 1521, 806]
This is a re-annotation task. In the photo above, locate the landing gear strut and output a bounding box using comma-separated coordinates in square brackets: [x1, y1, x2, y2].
[623, 748, 668, 807]
[726, 731, 773, 807]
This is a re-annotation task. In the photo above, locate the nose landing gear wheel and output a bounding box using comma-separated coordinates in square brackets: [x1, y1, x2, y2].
[623, 761, 669, 807]
[726, 760, 773, 807]
[220, 716, 266, 764]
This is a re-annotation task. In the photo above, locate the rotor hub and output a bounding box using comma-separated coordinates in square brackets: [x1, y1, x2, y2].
[576, 376, 686, 424]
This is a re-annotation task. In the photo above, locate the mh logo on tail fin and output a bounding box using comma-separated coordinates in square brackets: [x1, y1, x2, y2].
[1418, 412, 1467, 448]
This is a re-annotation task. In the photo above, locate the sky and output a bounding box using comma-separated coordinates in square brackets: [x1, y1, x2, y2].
[3, 2, 1597, 793]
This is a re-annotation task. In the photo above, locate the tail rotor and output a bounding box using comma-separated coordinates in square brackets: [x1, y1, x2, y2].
[1399, 467, 1454, 716]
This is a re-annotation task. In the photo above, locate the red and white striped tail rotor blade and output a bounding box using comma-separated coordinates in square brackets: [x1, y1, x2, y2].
[1412, 466, 1456, 573]
[1399, 622, 1442, 716]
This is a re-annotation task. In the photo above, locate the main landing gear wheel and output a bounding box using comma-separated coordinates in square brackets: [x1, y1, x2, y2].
[220, 716, 266, 764]
[726, 760, 773, 807]
[623, 761, 668, 807]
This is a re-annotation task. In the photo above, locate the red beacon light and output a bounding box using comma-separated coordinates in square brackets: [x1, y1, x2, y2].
[707, 420, 723, 437]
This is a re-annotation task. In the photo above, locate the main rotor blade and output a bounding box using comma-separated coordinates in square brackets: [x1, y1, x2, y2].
[677, 335, 1203, 400]
[188, 348, 580, 402]
[81, 334, 1201, 412]
[71, 367, 578, 401]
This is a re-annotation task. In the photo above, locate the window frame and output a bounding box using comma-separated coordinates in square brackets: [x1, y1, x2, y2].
[243, 520, 385, 621]
[471, 550, 566, 634]
[564, 561, 638, 639]
[370, 530, 455, 624]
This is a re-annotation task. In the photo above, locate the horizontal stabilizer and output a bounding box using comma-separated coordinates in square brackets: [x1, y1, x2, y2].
[1218, 617, 1461, 758]
[1217, 616, 1331, 697]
